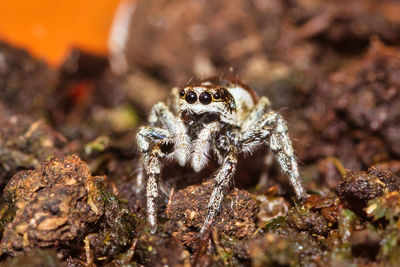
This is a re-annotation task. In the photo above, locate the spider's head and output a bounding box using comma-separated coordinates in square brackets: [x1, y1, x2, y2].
[177, 83, 237, 123]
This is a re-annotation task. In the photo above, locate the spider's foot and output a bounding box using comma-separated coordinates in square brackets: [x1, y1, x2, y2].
[148, 213, 158, 234]
[199, 216, 213, 235]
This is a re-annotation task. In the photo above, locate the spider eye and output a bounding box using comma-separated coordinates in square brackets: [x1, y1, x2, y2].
[185, 91, 197, 103]
[179, 89, 185, 97]
[213, 91, 221, 100]
[199, 92, 212, 105]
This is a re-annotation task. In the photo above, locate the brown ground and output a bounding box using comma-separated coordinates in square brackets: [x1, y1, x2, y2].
[1, 0, 400, 266]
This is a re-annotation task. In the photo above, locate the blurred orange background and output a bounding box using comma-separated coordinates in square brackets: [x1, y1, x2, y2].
[0, 0, 123, 66]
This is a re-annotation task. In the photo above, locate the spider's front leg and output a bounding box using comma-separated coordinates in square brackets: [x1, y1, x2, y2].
[241, 111, 307, 200]
[200, 146, 237, 234]
[136, 102, 177, 192]
[136, 126, 172, 234]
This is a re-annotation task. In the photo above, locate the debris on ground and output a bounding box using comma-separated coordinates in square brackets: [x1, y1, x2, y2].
[0, 104, 67, 188]
[166, 181, 259, 249]
[337, 167, 400, 213]
[0, 155, 105, 255]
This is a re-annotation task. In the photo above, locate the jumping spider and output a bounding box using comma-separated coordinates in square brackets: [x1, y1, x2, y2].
[136, 76, 307, 234]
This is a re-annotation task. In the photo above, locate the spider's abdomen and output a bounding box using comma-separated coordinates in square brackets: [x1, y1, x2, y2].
[224, 78, 259, 122]
[228, 86, 256, 116]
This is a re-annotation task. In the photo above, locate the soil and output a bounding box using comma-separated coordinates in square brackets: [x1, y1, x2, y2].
[1, 0, 400, 266]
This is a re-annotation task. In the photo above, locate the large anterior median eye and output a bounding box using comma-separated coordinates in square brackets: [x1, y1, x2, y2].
[199, 92, 212, 105]
[185, 91, 197, 103]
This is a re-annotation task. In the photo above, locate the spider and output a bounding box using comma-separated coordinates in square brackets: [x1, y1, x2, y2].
[136, 76, 307, 234]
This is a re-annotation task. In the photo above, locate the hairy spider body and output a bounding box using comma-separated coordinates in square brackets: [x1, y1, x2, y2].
[136, 76, 307, 234]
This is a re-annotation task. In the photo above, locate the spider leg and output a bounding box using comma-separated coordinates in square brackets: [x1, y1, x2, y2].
[148, 102, 176, 131]
[135, 166, 145, 194]
[241, 96, 272, 131]
[136, 102, 177, 191]
[191, 121, 221, 172]
[240, 111, 307, 200]
[200, 146, 237, 234]
[136, 126, 172, 234]
[148, 97, 192, 168]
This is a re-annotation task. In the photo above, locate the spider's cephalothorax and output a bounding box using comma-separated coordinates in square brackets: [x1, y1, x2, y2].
[136, 76, 307, 234]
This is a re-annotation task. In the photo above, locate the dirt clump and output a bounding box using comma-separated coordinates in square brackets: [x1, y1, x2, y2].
[248, 226, 323, 267]
[0, 248, 61, 267]
[255, 190, 289, 227]
[337, 167, 400, 214]
[0, 42, 57, 115]
[85, 193, 136, 261]
[294, 41, 400, 171]
[350, 229, 381, 260]
[166, 180, 259, 247]
[287, 194, 340, 236]
[0, 104, 67, 188]
[133, 232, 189, 267]
[0, 155, 105, 255]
